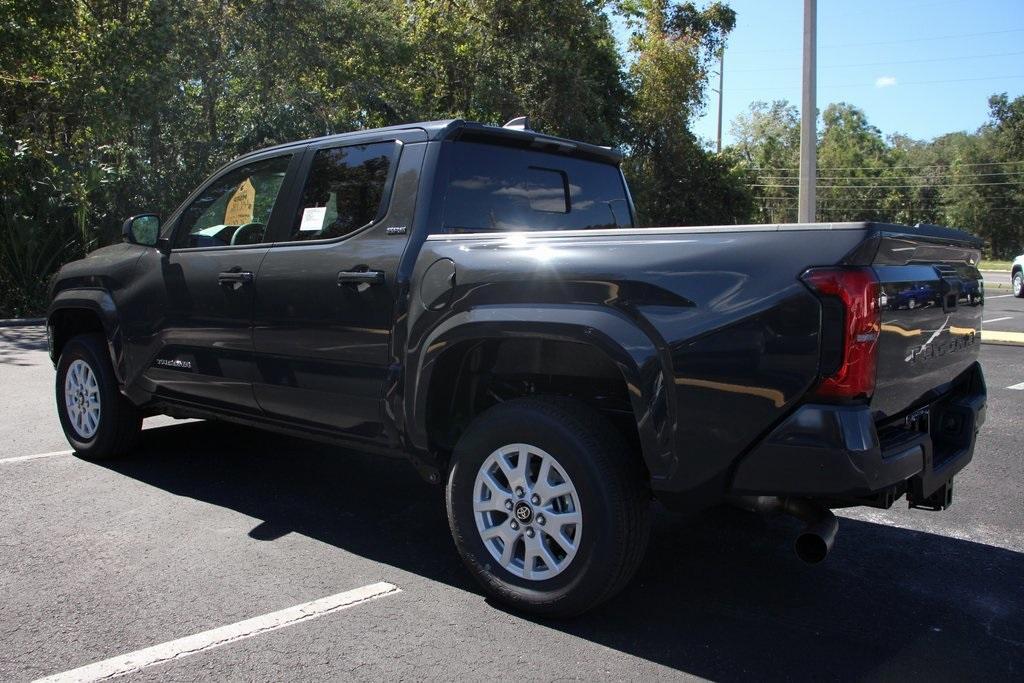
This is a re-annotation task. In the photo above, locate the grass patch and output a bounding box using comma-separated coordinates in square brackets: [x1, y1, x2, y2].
[980, 259, 1014, 271]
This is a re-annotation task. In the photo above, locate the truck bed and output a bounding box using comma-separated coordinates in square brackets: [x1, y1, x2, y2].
[421, 220, 984, 497]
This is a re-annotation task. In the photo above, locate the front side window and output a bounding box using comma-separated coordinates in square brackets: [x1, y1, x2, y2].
[175, 155, 292, 248]
[288, 142, 397, 242]
[442, 141, 632, 233]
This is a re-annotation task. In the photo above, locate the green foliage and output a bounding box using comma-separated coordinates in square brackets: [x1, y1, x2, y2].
[729, 100, 799, 223]
[623, 0, 748, 226]
[1, 0, 745, 315]
[404, 0, 629, 143]
[730, 94, 1024, 256]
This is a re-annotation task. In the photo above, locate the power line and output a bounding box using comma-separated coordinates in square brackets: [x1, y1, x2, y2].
[756, 196, 1024, 205]
[730, 27, 1024, 55]
[753, 170, 1024, 181]
[752, 180, 1024, 188]
[741, 159, 1024, 172]
[753, 205, 1023, 212]
[754, 196, 1024, 209]
[730, 73, 1024, 93]
[729, 49, 1024, 74]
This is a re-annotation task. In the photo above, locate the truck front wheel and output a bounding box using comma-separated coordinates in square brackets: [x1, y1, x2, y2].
[56, 333, 141, 460]
[446, 397, 650, 617]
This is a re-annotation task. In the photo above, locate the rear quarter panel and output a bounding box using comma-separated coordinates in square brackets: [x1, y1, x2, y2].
[407, 226, 868, 500]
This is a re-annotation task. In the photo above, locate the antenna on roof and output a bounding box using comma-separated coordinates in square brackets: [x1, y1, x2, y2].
[502, 116, 531, 131]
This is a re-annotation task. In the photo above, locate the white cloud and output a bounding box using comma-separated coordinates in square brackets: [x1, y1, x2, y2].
[875, 76, 898, 88]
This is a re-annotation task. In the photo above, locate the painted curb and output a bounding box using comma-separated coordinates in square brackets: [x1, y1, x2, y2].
[981, 330, 1024, 347]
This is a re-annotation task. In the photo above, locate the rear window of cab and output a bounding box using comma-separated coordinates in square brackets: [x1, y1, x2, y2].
[442, 141, 632, 233]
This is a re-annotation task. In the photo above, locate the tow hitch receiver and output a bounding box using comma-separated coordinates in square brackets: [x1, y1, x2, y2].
[909, 478, 954, 511]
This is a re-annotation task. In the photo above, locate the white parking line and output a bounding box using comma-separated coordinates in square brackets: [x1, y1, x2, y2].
[983, 316, 1013, 324]
[34, 581, 401, 683]
[986, 294, 1015, 299]
[1008, 382, 1024, 391]
[0, 450, 72, 465]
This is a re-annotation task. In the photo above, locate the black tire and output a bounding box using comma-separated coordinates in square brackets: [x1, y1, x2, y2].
[446, 396, 650, 617]
[1013, 271, 1024, 298]
[55, 333, 141, 460]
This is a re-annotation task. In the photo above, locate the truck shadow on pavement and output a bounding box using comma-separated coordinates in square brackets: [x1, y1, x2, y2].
[101, 419, 1023, 682]
[0, 324, 48, 365]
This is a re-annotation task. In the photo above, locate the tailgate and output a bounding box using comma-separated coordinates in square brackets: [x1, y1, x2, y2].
[870, 226, 983, 418]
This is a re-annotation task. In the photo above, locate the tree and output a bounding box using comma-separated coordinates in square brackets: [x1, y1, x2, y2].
[730, 100, 800, 222]
[942, 95, 1024, 257]
[0, 0, 745, 315]
[815, 102, 891, 222]
[725, 94, 1024, 257]
[622, 1, 751, 226]
[401, 0, 628, 144]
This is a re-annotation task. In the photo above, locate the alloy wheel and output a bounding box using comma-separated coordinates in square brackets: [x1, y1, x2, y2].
[472, 443, 583, 580]
[64, 359, 101, 439]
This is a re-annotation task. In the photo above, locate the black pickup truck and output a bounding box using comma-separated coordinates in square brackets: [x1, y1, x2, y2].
[48, 118, 987, 616]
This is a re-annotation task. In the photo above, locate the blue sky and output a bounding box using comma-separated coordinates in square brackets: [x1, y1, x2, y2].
[679, 0, 1024, 147]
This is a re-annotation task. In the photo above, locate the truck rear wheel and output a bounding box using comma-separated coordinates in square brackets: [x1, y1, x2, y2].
[446, 397, 650, 617]
[56, 333, 141, 460]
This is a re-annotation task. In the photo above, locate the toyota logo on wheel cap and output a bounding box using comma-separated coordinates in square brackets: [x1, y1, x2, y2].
[513, 501, 533, 524]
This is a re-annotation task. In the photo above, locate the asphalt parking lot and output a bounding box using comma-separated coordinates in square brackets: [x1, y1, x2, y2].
[1, 323, 1022, 682]
[981, 291, 1024, 334]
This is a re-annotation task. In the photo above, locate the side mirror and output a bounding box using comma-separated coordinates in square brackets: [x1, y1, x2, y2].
[122, 214, 161, 247]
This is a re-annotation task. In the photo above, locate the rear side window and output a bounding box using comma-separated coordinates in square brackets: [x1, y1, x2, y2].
[288, 142, 398, 241]
[442, 141, 631, 233]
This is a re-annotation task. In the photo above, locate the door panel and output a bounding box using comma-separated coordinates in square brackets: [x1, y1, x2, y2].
[129, 151, 299, 412]
[252, 140, 425, 439]
[143, 247, 270, 411]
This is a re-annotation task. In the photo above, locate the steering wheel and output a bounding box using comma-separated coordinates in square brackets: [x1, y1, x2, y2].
[230, 222, 265, 246]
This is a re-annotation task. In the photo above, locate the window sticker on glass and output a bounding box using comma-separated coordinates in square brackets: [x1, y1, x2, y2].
[288, 142, 397, 242]
[300, 206, 327, 232]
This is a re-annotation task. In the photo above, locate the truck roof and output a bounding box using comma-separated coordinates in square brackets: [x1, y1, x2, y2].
[242, 119, 623, 165]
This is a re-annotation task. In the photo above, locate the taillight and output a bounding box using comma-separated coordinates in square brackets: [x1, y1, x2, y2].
[801, 267, 881, 400]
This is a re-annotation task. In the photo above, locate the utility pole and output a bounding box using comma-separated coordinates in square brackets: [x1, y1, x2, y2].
[798, 0, 817, 223]
[715, 48, 724, 154]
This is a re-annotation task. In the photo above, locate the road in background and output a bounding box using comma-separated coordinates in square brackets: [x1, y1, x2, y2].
[981, 293, 1024, 333]
[1, 325, 1022, 681]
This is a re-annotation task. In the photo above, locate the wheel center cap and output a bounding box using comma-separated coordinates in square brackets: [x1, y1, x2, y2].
[513, 501, 533, 524]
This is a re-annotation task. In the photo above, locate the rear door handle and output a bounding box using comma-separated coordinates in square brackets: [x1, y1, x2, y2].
[218, 270, 254, 285]
[337, 270, 385, 286]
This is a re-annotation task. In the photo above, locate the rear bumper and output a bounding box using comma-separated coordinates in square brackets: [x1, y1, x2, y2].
[729, 362, 986, 506]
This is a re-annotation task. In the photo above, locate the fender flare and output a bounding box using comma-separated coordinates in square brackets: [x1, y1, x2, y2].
[405, 304, 677, 480]
[46, 289, 126, 384]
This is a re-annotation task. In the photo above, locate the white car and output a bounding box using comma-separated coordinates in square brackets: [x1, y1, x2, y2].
[1014, 254, 1024, 298]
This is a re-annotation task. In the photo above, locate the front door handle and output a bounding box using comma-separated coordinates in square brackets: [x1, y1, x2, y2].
[218, 270, 254, 285]
[337, 270, 385, 286]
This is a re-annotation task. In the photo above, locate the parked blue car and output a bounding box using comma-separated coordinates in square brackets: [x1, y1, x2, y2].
[890, 283, 938, 310]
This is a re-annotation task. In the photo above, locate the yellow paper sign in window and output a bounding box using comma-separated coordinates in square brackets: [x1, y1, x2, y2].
[224, 178, 256, 225]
